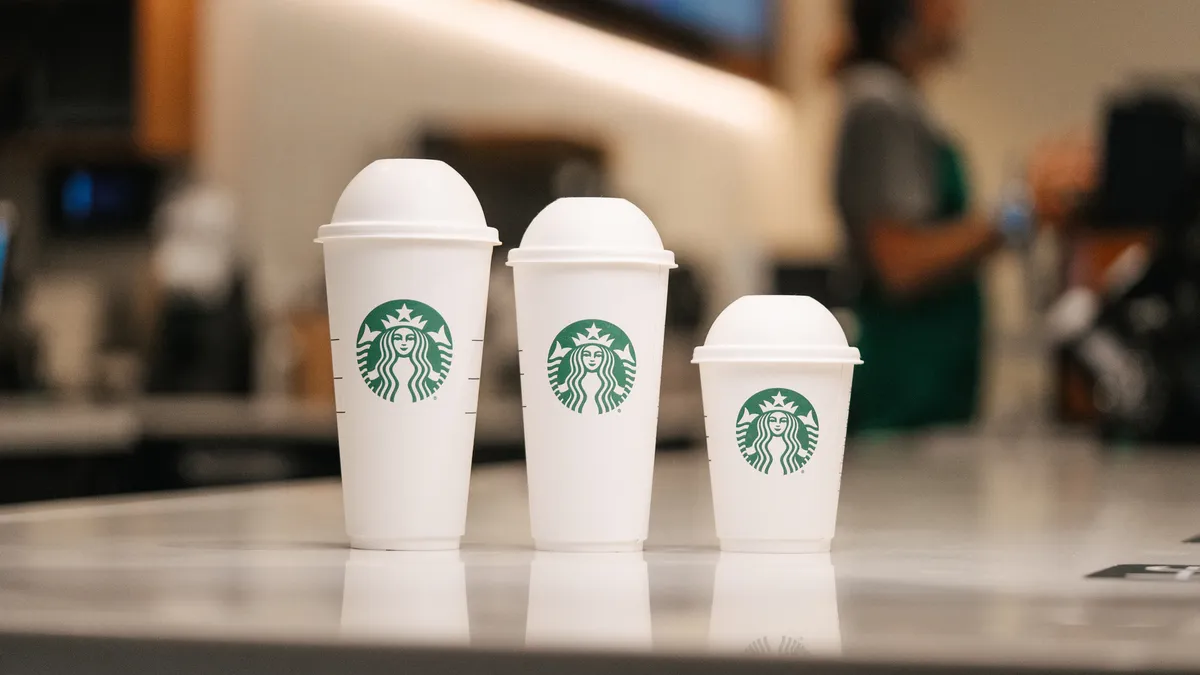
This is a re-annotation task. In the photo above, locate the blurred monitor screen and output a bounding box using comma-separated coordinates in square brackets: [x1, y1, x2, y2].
[519, 0, 778, 83]
[44, 162, 161, 238]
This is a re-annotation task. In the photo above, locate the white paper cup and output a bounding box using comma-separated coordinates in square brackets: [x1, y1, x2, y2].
[709, 552, 841, 657]
[525, 552, 651, 650]
[508, 199, 676, 552]
[318, 160, 499, 551]
[692, 296, 860, 553]
[340, 550, 469, 644]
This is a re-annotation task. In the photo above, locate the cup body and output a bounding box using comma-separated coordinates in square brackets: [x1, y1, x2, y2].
[323, 236, 493, 550]
[525, 552, 651, 650]
[699, 360, 854, 552]
[512, 262, 669, 551]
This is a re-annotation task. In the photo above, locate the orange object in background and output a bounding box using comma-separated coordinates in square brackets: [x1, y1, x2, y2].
[290, 311, 335, 404]
[136, 0, 198, 156]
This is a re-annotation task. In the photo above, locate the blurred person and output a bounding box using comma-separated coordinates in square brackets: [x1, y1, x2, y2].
[832, 0, 1077, 433]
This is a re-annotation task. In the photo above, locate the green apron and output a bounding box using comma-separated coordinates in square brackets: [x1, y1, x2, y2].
[848, 141, 983, 433]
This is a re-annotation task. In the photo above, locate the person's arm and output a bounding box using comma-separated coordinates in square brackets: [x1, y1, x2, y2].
[866, 216, 1001, 298]
[838, 102, 1007, 299]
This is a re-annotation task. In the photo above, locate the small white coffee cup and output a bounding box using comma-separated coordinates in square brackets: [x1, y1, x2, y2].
[317, 159, 499, 551]
[692, 296, 860, 553]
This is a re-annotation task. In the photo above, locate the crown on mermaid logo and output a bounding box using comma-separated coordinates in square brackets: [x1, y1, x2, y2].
[572, 323, 615, 348]
[381, 304, 428, 331]
[759, 392, 799, 415]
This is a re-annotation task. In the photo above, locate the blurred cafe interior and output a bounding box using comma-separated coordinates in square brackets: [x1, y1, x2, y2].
[3, 0, 1198, 497]
[4, 0, 1200, 670]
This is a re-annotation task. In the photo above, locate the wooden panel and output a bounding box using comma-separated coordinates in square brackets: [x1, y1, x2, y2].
[135, 0, 198, 156]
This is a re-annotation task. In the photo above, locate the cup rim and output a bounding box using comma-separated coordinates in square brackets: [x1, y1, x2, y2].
[692, 345, 862, 364]
[316, 221, 500, 245]
[507, 247, 676, 268]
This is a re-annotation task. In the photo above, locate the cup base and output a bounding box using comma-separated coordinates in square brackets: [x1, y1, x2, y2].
[534, 540, 644, 553]
[719, 538, 830, 554]
[349, 537, 460, 551]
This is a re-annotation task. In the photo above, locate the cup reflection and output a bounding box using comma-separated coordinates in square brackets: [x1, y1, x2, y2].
[340, 549, 469, 644]
[709, 552, 840, 658]
[525, 552, 651, 650]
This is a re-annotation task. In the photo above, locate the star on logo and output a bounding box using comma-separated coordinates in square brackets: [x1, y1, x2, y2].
[381, 304, 428, 330]
[572, 323, 615, 347]
[759, 391, 799, 415]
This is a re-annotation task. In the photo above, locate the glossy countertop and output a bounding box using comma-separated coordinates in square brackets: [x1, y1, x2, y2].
[2, 432, 1200, 672]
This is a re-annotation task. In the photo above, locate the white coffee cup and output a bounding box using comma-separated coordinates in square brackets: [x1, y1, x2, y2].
[709, 552, 841, 658]
[508, 198, 676, 552]
[525, 552, 651, 650]
[340, 550, 469, 644]
[692, 295, 860, 553]
[317, 159, 499, 551]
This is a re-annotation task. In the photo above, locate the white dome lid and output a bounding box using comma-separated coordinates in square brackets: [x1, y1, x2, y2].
[317, 159, 499, 245]
[693, 295, 861, 364]
[508, 198, 675, 267]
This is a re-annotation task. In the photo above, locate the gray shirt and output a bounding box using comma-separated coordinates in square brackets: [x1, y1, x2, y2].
[835, 65, 945, 292]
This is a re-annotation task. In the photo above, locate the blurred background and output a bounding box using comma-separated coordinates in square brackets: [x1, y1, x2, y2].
[1, 0, 1198, 502]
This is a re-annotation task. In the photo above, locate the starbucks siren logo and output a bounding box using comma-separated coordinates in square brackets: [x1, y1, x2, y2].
[547, 319, 636, 414]
[735, 388, 819, 476]
[356, 300, 452, 403]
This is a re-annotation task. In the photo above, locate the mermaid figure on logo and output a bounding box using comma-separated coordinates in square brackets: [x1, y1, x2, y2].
[736, 391, 819, 476]
[548, 322, 637, 414]
[357, 303, 453, 403]
[374, 325, 435, 402]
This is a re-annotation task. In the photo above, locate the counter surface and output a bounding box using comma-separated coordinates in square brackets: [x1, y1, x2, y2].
[2, 433, 1199, 672]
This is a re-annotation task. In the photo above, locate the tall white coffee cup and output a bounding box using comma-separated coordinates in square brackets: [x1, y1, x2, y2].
[692, 296, 860, 553]
[317, 159, 499, 551]
[508, 198, 675, 552]
[709, 553, 841, 658]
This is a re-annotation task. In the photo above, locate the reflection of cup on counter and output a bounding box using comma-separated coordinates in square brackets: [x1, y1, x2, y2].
[340, 550, 469, 645]
[525, 552, 651, 650]
[709, 553, 840, 658]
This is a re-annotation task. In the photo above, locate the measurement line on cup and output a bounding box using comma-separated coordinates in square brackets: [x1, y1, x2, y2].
[468, 377, 480, 381]
[333, 377, 344, 380]
[465, 411, 477, 415]
[336, 411, 347, 415]
[330, 338, 340, 342]
[472, 339, 484, 343]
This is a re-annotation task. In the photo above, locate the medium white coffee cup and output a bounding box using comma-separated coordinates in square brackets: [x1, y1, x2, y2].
[709, 552, 841, 657]
[317, 159, 499, 551]
[508, 198, 675, 552]
[692, 296, 860, 553]
[525, 552, 651, 650]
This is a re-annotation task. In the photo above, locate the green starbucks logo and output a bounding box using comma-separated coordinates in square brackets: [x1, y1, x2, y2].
[356, 300, 452, 403]
[547, 319, 636, 414]
[735, 389, 819, 476]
